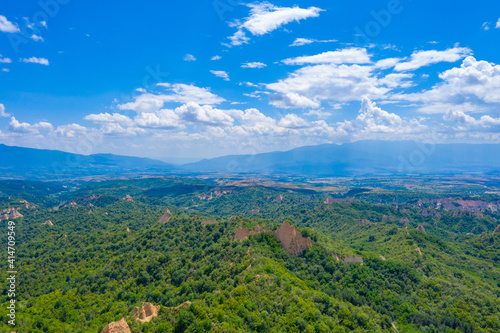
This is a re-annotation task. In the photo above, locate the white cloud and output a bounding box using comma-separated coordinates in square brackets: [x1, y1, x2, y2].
[394, 47, 472, 71]
[336, 97, 426, 136]
[228, 3, 323, 45]
[1, 68, 9, 72]
[269, 93, 320, 109]
[118, 83, 226, 112]
[176, 102, 234, 126]
[84, 113, 134, 126]
[290, 37, 337, 47]
[210, 70, 230, 81]
[379, 73, 414, 88]
[30, 35, 44, 42]
[283, 48, 371, 65]
[267, 63, 389, 107]
[134, 109, 183, 129]
[183, 54, 197, 62]
[228, 30, 250, 46]
[54, 124, 87, 137]
[393, 57, 500, 108]
[374, 57, 402, 69]
[8, 117, 53, 134]
[0, 15, 19, 33]
[0, 104, 10, 117]
[496, 18, 500, 29]
[241, 62, 267, 68]
[482, 22, 491, 31]
[444, 109, 500, 129]
[278, 114, 311, 129]
[20, 57, 49, 66]
[211, 55, 222, 61]
[0, 55, 12, 64]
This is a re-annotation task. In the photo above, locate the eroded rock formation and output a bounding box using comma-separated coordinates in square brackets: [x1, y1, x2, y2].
[132, 302, 160, 323]
[0, 208, 23, 220]
[159, 208, 171, 223]
[100, 318, 130, 333]
[274, 222, 312, 256]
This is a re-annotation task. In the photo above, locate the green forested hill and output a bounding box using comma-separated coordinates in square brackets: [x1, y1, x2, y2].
[0, 178, 499, 332]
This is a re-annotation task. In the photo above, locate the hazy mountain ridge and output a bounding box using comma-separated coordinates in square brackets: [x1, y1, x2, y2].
[1, 140, 500, 179]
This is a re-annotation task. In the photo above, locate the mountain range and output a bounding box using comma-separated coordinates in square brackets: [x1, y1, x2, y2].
[1, 140, 499, 179]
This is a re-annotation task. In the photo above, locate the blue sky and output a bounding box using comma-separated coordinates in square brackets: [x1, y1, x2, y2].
[1, 0, 500, 162]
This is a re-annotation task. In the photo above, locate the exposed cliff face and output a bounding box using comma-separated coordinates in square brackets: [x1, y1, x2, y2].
[159, 208, 171, 223]
[494, 225, 500, 233]
[100, 318, 130, 333]
[324, 197, 355, 204]
[132, 302, 160, 323]
[234, 225, 266, 241]
[0, 208, 23, 220]
[122, 195, 134, 202]
[274, 222, 312, 256]
[234, 222, 312, 256]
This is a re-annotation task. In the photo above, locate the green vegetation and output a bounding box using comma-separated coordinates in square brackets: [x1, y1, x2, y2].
[0, 177, 499, 332]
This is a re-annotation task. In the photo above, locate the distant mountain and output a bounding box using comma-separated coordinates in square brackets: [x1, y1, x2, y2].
[0, 144, 174, 180]
[182, 140, 500, 176]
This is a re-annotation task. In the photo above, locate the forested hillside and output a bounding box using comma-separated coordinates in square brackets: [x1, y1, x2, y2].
[0, 177, 499, 332]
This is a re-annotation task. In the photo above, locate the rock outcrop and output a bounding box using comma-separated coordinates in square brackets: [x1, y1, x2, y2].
[324, 197, 355, 204]
[101, 318, 130, 333]
[382, 215, 396, 222]
[274, 194, 284, 202]
[274, 222, 312, 256]
[234, 225, 266, 241]
[122, 195, 134, 202]
[399, 217, 410, 224]
[494, 225, 500, 233]
[0, 208, 23, 220]
[159, 208, 171, 223]
[42, 220, 54, 226]
[357, 219, 371, 226]
[132, 302, 160, 323]
[234, 222, 313, 256]
[416, 224, 427, 234]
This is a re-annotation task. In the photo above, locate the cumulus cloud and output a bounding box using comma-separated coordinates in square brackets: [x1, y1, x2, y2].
[242, 62, 267, 68]
[228, 3, 323, 45]
[444, 109, 500, 128]
[393, 57, 500, 109]
[394, 47, 472, 71]
[336, 97, 426, 137]
[20, 57, 49, 66]
[210, 70, 230, 81]
[0, 55, 12, 63]
[183, 54, 197, 62]
[176, 102, 234, 126]
[211, 55, 222, 61]
[282, 48, 371, 65]
[278, 114, 311, 129]
[268, 93, 320, 109]
[0, 15, 19, 33]
[134, 109, 183, 129]
[8, 117, 53, 134]
[118, 83, 225, 112]
[497, 18, 500, 29]
[54, 124, 87, 137]
[267, 63, 389, 107]
[30, 35, 44, 42]
[0, 104, 10, 117]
